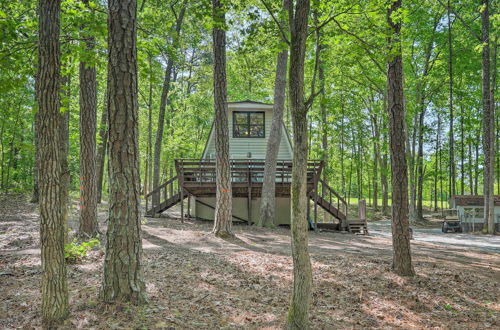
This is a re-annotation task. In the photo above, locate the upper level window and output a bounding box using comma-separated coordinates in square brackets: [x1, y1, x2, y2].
[233, 111, 265, 138]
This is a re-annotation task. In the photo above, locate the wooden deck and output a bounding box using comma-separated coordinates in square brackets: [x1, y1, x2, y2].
[146, 159, 354, 232]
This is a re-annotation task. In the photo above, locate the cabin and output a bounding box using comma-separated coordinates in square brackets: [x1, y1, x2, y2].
[145, 100, 363, 232]
[450, 195, 500, 232]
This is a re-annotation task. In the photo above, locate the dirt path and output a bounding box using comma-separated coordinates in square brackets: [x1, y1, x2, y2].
[1, 195, 499, 329]
[369, 220, 500, 253]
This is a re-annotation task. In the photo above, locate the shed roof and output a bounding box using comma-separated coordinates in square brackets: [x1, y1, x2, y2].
[452, 195, 500, 207]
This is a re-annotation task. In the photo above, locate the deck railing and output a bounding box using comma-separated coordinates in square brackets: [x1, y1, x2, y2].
[175, 159, 323, 186]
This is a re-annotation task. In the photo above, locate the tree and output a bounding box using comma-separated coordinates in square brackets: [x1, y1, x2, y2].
[101, 0, 147, 303]
[152, 0, 187, 198]
[481, 0, 495, 234]
[37, 0, 69, 325]
[78, 0, 99, 237]
[211, 0, 232, 237]
[386, 0, 414, 277]
[287, 0, 312, 328]
[259, 0, 290, 228]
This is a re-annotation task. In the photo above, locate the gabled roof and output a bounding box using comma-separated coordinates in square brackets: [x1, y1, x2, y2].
[227, 100, 273, 106]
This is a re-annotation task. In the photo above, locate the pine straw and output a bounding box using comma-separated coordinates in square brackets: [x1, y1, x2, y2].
[0, 194, 498, 329]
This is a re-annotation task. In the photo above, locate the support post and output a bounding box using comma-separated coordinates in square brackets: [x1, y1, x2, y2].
[247, 165, 252, 225]
[187, 192, 191, 218]
[180, 187, 184, 223]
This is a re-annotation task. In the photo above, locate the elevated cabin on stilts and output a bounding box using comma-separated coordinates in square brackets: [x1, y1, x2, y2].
[146, 100, 363, 232]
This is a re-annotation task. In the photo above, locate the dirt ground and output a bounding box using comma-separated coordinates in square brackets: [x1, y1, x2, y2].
[1, 194, 499, 329]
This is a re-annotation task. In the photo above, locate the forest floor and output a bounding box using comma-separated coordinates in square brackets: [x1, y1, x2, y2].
[1, 194, 499, 329]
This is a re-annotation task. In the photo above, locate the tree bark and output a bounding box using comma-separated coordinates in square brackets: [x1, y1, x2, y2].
[101, 0, 147, 304]
[387, 0, 415, 276]
[481, 0, 495, 234]
[79, 2, 99, 236]
[152, 0, 187, 198]
[259, 0, 290, 228]
[287, 1, 312, 328]
[37, 0, 69, 325]
[211, 0, 232, 237]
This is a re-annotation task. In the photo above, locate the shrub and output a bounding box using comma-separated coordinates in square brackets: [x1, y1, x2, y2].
[64, 238, 100, 264]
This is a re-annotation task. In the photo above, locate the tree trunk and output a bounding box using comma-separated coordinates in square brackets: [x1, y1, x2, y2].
[101, 0, 147, 304]
[37, 0, 69, 325]
[259, 0, 289, 228]
[460, 103, 465, 195]
[481, 0, 495, 234]
[96, 88, 108, 203]
[380, 118, 389, 216]
[434, 114, 441, 211]
[144, 55, 154, 197]
[211, 0, 232, 237]
[371, 114, 380, 211]
[474, 133, 480, 195]
[59, 74, 70, 244]
[287, 1, 312, 329]
[30, 112, 39, 203]
[152, 0, 187, 198]
[386, 0, 414, 277]
[79, 4, 99, 236]
[416, 109, 425, 221]
[447, 0, 456, 200]
[408, 113, 417, 221]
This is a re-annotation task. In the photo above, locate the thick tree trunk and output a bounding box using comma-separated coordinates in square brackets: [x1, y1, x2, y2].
[37, 0, 69, 325]
[387, 0, 414, 277]
[259, 1, 289, 228]
[211, 0, 232, 237]
[101, 0, 147, 304]
[287, 1, 312, 329]
[79, 6, 99, 236]
[481, 0, 495, 234]
[152, 1, 187, 198]
[96, 89, 108, 203]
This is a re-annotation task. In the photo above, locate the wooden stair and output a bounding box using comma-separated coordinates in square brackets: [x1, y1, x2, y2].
[347, 219, 368, 234]
[145, 176, 186, 217]
[309, 178, 347, 226]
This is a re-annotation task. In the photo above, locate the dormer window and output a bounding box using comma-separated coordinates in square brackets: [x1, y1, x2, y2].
[233, 111, 265, 138]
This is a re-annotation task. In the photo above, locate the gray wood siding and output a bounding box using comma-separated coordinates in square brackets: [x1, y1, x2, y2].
[204, 106, 292, 160]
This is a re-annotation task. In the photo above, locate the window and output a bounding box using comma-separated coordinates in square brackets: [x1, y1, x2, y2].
[233, 111, 265, 138]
